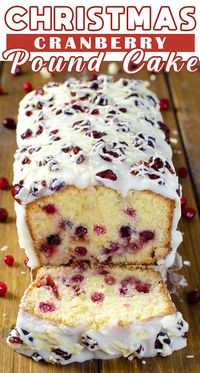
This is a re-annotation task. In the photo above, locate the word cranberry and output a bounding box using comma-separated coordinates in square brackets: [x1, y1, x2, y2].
[0, 280, 7, 296]
[94, 225, 107, 235]
[22, 82, 33, 93]
[24, 256, 29, 266]
[0, 177, 9, 190]
[42, 204, 57, 214]
[75, 246, 87, 257]
[91, 292, 105, 303]
[160, 98, 170, 110]
[187, 289, 200, 305]
[182, 207, 196, 220]
[4, 255, 14, 266]
[39, 301, 56, 313]
[2, 117, 16, 130]
[181, 196, 187, 207]
[178, 167, 187, 178]
[0, 208, 8, 222]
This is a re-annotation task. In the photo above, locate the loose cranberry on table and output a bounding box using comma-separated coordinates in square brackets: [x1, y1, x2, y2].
[2, 118, 16, 130]
[0, 281, 7, 296]
[0, 208, 8, 222]
[22, 82, 33, 93]
[178, 167, 187, 178]
[182, 207, 196, 220]
[4, 255, 14, 266]
[160, 98, 170, 110]
[187, 289, 200, 305]
[181, 196, 187, 207]
[0, 177, 9, 190]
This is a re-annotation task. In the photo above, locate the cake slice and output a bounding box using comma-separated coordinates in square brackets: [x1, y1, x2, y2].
[7, 265, 188, 364]
[12, 75, 182, 269]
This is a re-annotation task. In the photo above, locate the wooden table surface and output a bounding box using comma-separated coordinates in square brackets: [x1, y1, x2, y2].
[0, 62, 199, 373]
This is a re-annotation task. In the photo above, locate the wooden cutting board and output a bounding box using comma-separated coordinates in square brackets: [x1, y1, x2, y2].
[0, 62, 199, 373]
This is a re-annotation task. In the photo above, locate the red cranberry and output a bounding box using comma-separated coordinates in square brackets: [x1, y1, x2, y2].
[0, 208, 8, 222]
[96, 169, 117, 181]
[47, 234, 61, 246]
[22, 82, 33, 93]
[2, 118, 16, 130]
[0, 281, 7, 296]
[91, 292, 105, 303]
[104, 275, 116, 285]
[4, 255, 14, 266]
[120, 226, 131, 238]
[178, 167, 187, 178]
[42, 204, 57, 214]
[22, 157, 31, 165]
[40, 243, 55, 258]
[71, 260, 89, 273]
[36, 87, 44, 95]
[124, 207, 136, 218]
[182, 207, 196, 220]
[75, 225, 88, 238]
[135, 281, 150, 293]
[91, 109, 99, 115]
[187, 289, 200, 305]
[181, 196, 187, 207]
[139, 230, 155, 242]
[93, 225, 107, 235]
[75, 247, 87, 257]
[160, 98, 170, 110]
[70, 274, 84, 283]
[24, 256, 29, 266]
[21, 128, 32, 139]
[0, 177, 9, 190]
[41, 275, 59, 298]
[39, 301, 56, 313]
[52, 348, 71, 360]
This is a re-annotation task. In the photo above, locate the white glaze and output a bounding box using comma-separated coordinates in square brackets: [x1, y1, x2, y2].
[7, 310, 188, 364]
[13, 76, 182, 269]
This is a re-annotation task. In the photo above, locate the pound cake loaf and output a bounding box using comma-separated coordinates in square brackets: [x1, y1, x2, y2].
[7, 265, 188, 364]
[12, 75, 182, 268]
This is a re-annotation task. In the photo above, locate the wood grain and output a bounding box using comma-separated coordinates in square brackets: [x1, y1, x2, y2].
[0, 62, 199, 373]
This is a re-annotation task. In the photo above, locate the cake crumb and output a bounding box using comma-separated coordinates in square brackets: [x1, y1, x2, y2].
[40, 67, 51, 79]
[170, 138, 178, 144]
[150, 74, 156, 81]
[142, 360, 146, 365]
[107, 62, 120, 75]
[3, 313, 7, 317]
[183, 260, 190, 267]
[172, 129, 178, 135]
[186, 355, 194, 359]
[173, 149, 182, 154]
[128, 355, 134, 361]
[1, 245, 8, 251]
[21, 271, 26, 275]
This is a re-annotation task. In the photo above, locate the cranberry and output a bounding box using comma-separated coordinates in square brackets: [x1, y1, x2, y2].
[2, 118, 16, 130]
[22, 157, 31, 165]
[181, 196, 187, 207]
[11, 183, 23, 203]
[135, 281, 150, 293]
[91, 292, 105, 303]
[22, 82, 33, 93]
[71, 274, 84, 283]
[182, 207, 196, 220]
[93, 225, 107, 235]
[36, 87, 44, 95]
[39, 301, 56, 313]
[24, 256, 29, 266]
[139, 230, 155, 242]
[0, 281, 7, 296]
[158, 122, 170, 144]
[39, 275, 59, 298]
[178, 167, 187, 178]
[90, 81, 99, 90]
[71, 260, 89, 273]
[0, 208, 8, 222]
[14, 66, 22, 76]
[155, 332, 170, 349]
[93, 131, 106, 139]
[75, 225, 88, 238]
[91, 109, 99, 115]
[52, 348, 71, 360]
[104, 275, 116, 285]
[40, 243, 55, 258]
[124, 207, 136, 218]
[47, 234, 61, 246]
[75, 247, 87, 257]
[4, 255, 14, 266]
[187, 289, 200, 305]
[160, 98, 170, 110]
[96, 169, 117, 181]
[42, 204, 57, 214]
[0, 177, 9, 190]
[120, 226, 131, 238]
[8, 336, 23, 344]
[21, 128, 32, 139]
[76, 154, 85, 164]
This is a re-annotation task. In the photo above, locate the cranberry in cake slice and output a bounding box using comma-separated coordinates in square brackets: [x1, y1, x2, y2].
[7, 265, 188, 365]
